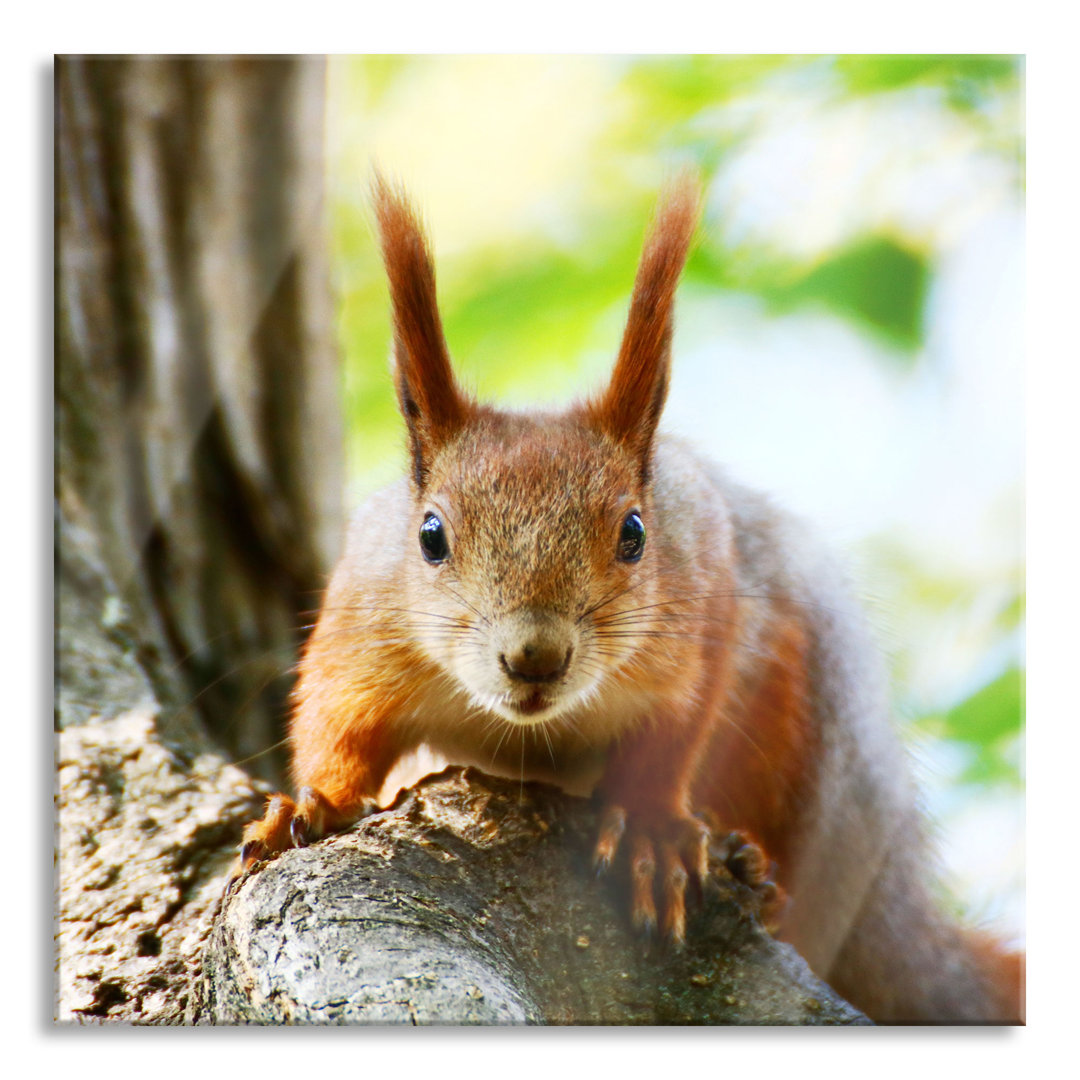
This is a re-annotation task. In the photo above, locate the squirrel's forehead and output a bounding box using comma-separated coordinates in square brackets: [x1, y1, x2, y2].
[441, 424, 635, 493]
[453, 466, 609, 518]
[447, 472, 617, 573]
[449, 450, 626, 509]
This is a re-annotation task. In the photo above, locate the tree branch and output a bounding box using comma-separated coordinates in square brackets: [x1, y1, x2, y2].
[195, 768, 869, 1025]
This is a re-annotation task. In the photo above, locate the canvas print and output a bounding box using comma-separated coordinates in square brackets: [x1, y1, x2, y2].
[55, 54, 1024, 1025]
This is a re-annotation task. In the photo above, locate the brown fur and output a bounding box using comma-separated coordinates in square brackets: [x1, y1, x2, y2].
[588, 173, 700, 480]
[702, 608, 815, 875]
[372, 172, 474, 487]
[237, 179, 1023, 1024]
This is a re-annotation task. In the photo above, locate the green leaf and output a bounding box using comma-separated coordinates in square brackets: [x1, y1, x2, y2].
[911, 668, 1025, 789]
[621, 55, 797, 122]
[833, 55, 1019, 105]
[765, 237, 930, 353]
[941, 667, 1025, 747]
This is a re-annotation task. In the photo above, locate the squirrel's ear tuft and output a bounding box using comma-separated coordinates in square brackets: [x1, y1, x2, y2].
[588, 174, 701, 483]
[372, 171, 470, 488]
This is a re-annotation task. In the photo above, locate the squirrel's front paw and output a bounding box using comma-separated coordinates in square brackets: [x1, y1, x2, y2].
[594, 803, 709, 944]
[225, 787, 375, 893]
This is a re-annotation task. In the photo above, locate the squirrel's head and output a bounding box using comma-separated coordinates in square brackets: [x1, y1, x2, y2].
[373, 174, 700, 726]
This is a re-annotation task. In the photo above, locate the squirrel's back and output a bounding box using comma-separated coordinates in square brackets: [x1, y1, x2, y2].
[688, 459, 1023, 1021]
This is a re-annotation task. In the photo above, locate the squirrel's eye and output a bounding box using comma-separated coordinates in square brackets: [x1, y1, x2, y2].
[617, 511, 646, 562]
[419, 513, 450, 564]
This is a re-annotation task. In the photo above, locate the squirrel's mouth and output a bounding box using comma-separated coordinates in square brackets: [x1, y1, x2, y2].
[510, 690, 550, 716]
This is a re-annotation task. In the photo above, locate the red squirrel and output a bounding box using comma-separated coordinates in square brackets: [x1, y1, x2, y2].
[236, 174, 1024, 1024]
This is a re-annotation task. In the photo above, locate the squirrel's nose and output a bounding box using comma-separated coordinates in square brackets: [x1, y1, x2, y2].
[499, 643, 573, 684]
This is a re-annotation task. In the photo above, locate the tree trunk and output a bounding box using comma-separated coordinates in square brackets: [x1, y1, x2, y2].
[56, 55, 342, 782]
[55, 54, 341, 1023]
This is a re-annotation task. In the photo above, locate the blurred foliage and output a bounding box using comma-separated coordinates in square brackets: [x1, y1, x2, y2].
[618, 54, 792, 130]
[834, 54, 1016, 96]
[329, 54, 1022, 435]
[862, 525, 1024, 806]
[326, 55, 1025, 829]
[690, 235, 930, 352]
[763, 237, 928, 350]
[930, 667, 1025, 787]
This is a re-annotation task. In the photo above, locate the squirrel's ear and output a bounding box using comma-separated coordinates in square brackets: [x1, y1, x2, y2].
[373, 172, 470, 488]
[588, 175, 700, 482]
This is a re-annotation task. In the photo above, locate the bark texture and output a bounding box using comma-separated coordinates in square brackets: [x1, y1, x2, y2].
[55, 54, 343, 1022]
[195, 768, 870, 1026]
[55, 708, 266, 1022]
[56, 55, 342, 781]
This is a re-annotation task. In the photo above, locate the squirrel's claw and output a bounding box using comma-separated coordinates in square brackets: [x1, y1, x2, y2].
[594, 804, 710, 946]
[290, 816, 310, 848]
[229, 787, 378, 895]
[593, 804, 626, 877]
[239, 838, 266, 867]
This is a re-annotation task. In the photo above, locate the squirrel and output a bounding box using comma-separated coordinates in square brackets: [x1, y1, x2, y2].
[235, 173, 1024, 1025]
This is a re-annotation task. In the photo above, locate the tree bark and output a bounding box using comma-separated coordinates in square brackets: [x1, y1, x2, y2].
[56, 55, 342, 782]
[55, 707, 266, 1023]
[194, 768, 869, 1026]
[55, 54, 341, 1023]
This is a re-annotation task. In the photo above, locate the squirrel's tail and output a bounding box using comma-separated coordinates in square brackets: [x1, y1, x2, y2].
[818, 841, 1025, 1024]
